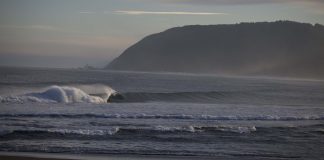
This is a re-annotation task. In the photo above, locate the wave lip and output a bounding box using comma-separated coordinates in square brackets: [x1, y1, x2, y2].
[1, 85, 116, 104]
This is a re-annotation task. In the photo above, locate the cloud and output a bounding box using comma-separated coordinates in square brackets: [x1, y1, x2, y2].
[0, 24, 86, 34]
[49, 36, 137, 49]
[0, 25, 59, 31]
[296, 0, 324, 15]
[0, 34, 138, 68]
[153, 0, 324, 5]
[114, 10, 228, 15]
[79, 11, 96, 14]
[0, 34, 138, 57]
[27, 25, 58, 31]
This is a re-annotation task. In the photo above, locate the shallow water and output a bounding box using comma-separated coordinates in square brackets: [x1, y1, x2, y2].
[1, 67, 324, 159]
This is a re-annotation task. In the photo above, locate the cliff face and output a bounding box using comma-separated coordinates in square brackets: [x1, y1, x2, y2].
[107, 21, 324, 79]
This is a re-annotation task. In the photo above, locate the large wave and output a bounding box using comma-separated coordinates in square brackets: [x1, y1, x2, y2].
[1, 85, 321, 104]
[0, 85, 116, 104]
[108, 91, 227, 103]
[0, 87, 229, 104]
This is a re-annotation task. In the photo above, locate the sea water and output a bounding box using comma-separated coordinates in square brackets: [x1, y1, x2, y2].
[0, 67, 324, 159]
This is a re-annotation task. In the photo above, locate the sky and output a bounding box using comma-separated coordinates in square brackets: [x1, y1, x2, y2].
[0, 0, 324, 68]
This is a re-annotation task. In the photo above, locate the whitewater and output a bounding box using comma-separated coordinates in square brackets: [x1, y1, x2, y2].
[1, 66, 324, 159]
[0, 84, 116, 104]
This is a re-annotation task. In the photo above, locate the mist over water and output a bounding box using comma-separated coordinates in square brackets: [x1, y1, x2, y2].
[107, 21, 324, 79]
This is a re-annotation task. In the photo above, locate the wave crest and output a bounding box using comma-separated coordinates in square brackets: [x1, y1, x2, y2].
[0, 85, 116, 104]
[0, 125, 256, 138]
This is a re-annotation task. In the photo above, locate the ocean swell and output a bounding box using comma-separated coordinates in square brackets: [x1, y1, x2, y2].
[0, 85, 116, 104]
[1, 113, 323, 121]
[0, 125, 256, 139]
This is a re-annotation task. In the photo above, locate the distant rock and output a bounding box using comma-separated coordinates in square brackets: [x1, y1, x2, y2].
[106, 21, 324, 79]
[78, 64, 98, 70]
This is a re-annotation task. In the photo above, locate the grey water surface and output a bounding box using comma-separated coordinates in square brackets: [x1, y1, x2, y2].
[0, 67, 324, 159]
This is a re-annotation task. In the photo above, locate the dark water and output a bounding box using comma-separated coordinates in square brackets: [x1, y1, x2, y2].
[0, 67, 324, 159]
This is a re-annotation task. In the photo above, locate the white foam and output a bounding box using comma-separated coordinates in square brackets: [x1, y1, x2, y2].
[1, 112, 323, 121]
[154, 125, 196, 133]
[0, 85, 116, 104]
[152, 125, 256, 133]
[47, 128, 120, 136]
[217, 125, 256, 133]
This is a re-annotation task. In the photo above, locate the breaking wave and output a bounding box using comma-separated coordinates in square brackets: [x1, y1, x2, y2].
[0, 89, 230, 104]
[1, 85, 322, 104]
[1, 113, 323, 121]
[0, 125, 256, 139]
[0, 85, 116, 104]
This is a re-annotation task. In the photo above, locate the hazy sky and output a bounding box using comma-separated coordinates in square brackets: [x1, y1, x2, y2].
[0, 0, 323, 68]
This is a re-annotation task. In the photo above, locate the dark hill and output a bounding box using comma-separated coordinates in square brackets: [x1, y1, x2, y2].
[106, 21, 324, 79]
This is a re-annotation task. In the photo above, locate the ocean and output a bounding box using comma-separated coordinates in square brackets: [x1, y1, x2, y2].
[0, 66, 324, 159]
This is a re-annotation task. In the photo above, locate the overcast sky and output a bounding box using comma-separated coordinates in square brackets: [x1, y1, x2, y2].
[0, 0, 323, 68]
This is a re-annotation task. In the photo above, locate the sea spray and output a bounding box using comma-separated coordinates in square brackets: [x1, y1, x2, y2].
[0, 85, 116, 104]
